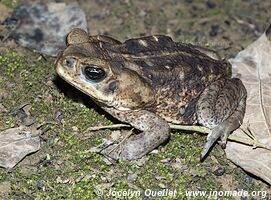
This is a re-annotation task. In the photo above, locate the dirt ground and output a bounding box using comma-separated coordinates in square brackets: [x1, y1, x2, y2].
[0, 0, 271, 199]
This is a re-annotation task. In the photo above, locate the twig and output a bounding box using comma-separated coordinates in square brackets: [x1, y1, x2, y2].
[86, 123, 209, 133]
[82, 124, 131, 140]
[85, 123, 271, 152]
[86, 124, 130, 131]
[169, 124, 210, 133]
[108, 128, 134, 154]
[227, 135, 271, 150]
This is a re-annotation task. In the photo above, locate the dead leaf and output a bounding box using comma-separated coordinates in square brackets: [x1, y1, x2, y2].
[11, 103, 34, 126]
[226, 27, 271, 185]
[0, 126, 40, 168]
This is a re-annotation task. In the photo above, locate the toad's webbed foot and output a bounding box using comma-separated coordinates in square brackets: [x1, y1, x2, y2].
[197, 78, 247, 160]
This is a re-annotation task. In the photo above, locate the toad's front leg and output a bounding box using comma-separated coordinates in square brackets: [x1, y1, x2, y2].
[101, 109, 170, 160]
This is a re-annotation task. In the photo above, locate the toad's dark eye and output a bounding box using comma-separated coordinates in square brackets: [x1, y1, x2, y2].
[82, 65, 106, 82]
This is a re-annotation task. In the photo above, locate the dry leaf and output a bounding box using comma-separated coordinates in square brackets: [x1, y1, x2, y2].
[0, 126, 40, 168]
[226, 28, 271, 184]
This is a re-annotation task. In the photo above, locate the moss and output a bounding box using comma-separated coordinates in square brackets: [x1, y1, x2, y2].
[1, 0, 17, 9]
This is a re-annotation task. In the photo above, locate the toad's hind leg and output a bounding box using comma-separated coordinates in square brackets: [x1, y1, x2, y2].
[196, 78, 247, 160]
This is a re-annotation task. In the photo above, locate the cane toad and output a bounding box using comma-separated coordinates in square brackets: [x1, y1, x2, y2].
[55, 28, 247, 160]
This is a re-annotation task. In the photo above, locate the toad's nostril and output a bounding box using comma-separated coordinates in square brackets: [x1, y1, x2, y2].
[64, 57, 76, 68]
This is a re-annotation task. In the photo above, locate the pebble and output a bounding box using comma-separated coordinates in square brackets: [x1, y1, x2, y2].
[244, 175, 255, 184]
[209, 25, 219, 37]
[37, 180, 45, 191]
[213, 166, 225, 176]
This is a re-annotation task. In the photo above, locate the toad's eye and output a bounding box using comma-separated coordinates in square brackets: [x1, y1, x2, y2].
[82, 65, 106, 82]
[63, 57, 76, 68]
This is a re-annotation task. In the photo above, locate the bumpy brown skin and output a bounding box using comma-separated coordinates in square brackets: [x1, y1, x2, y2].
[55, 28, 247, 160]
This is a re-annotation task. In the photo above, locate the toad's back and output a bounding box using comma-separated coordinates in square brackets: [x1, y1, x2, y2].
[104, 35, 232, 124]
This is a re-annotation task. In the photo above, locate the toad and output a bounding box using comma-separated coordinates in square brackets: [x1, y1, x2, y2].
[55, 28, 247, 160]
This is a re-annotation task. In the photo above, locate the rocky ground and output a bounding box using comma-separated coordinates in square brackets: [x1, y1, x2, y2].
[0, 0, 271, 199]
